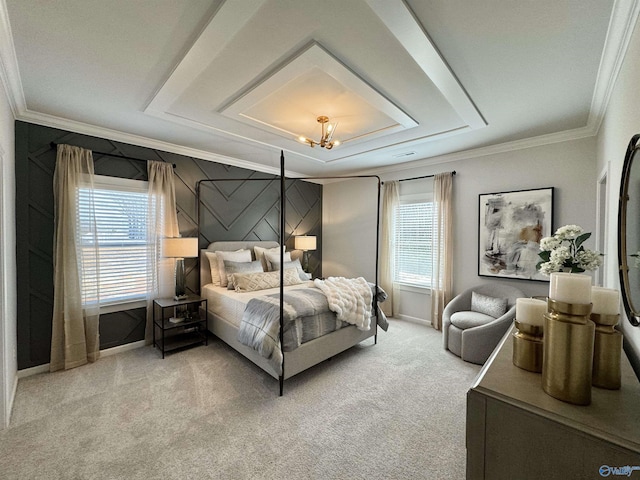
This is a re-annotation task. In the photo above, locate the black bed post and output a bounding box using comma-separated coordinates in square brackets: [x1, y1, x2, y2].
[279, 150, 286, 397]
[375, 176, 381, 345]
[196, 180, 202, 294]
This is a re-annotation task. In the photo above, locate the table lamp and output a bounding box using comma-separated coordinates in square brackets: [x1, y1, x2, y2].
[162, 237, 198, 300]
[294, 235, 316, 273]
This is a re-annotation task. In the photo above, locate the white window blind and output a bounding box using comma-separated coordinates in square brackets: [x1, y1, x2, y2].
[394, 200, 435, 288]
[77, 176, 151, 306]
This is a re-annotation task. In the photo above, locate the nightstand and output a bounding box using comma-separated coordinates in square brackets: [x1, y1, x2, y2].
[152, 296, 208, 358]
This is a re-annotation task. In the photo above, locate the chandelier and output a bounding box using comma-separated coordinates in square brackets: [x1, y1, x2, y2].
[298, 116, 340, 150]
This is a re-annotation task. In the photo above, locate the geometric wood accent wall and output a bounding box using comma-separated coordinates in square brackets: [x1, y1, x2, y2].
[14, 121, 322, 369]
[198, 177, 322, 282]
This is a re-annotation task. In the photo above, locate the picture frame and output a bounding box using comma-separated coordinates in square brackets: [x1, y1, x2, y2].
[478, 187, 554, 282]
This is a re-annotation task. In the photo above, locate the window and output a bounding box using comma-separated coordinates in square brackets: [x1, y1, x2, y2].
[77, 175, 152, 307]
[393, 196, 435, 288]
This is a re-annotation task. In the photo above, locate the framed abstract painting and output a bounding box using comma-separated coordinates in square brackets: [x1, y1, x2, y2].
[478, 187, 554, 281]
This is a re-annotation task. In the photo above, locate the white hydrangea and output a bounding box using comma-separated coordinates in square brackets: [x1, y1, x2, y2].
[550, 245, 570, 263]
[539, 236, 561, 251]
[536, 224, 602, 276]
[576, 249, 602, 271]
[538, 261, 561, 275]
[554, 224, 584, 240]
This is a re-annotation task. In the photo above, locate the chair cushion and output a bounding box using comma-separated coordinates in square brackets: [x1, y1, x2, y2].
[450, 311, 497, 330]
[471, 291, 507, 318]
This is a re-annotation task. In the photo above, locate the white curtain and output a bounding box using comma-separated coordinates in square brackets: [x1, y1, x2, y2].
[145, 161, 179, 344]
[430, 172, 454, 330]
[50, 144, 100, 372]
[380, 181, 399, 317]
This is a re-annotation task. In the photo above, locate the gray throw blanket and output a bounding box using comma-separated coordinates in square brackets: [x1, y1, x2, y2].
[237, 284, 388, 375]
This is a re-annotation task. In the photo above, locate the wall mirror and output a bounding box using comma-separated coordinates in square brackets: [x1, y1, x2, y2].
[618, 133, 640, 326]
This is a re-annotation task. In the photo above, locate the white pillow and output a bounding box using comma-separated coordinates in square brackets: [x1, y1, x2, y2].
[204, 251, 222, 286]
[233, 268, 302, 292]
[216, 249, 252, 287]
[224, 259, 263, 290]
[254, 245, 284, 271]
[268, 258, 311, 281]
[265, 251, 292, 271]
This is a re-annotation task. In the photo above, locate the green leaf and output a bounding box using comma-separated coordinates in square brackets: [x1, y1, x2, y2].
[538, 251, 551, 262]
[575, 232, 591, 249]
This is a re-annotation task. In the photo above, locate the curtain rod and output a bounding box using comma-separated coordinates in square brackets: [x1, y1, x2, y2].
[49, 142, 176, 168]
[381, 171, 456, 185]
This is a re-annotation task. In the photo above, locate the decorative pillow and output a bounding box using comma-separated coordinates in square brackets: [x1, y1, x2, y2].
[471, 291, 508, 319]
[268, 258, 311, 281]
[215, 249, 252, 287]
[204, 251, 222, 286]
[265, 251, 292, 271]
[224, 259, 263, 290]
[254, 245, 284, 271]
[233, 268, 302, 292]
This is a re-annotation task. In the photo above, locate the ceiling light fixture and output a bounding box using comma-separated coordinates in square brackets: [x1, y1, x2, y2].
[298, 116, 340, 150]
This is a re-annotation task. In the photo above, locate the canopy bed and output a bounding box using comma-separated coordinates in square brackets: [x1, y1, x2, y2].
[196, 153, 387, 395]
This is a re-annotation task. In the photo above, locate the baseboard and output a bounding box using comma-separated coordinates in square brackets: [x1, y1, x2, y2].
[394, 314, 432, 327]
[4, 374, 17, 428]
[99, 340, 146, 358]
[17, 340, 147, 379]
[17, 363, 48, 378]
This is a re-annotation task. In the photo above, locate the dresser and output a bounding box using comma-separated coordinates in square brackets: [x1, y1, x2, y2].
[467, 327, 640, 479]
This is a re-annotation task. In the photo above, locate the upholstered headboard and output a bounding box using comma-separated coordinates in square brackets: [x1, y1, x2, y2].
[199, 241, 280, 287]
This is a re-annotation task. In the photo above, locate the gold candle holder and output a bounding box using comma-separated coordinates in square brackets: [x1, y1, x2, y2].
[591, 313, 622, 389]
[542, 299, 595, 405]
[513, 321, 544, 372]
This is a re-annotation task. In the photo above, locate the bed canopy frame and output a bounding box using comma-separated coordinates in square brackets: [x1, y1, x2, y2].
[49, 142, 449, 395]
[196, 151, 382, 395]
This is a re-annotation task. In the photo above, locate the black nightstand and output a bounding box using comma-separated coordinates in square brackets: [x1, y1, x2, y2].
[152, 296, 208, 358]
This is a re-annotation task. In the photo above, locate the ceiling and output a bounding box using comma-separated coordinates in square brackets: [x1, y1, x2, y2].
[1, 0, 632, 177]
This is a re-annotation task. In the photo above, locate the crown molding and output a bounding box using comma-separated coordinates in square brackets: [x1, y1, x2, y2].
[2, 0, 637, 178]
[359, 0, 640, 178]
[588, 0, 640, 135]
[16, 109, 308, 178]
[361, 125, 597, 177]
[0, 0, 25, 117]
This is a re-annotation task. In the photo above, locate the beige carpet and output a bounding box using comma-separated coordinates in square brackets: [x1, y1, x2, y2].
[1, 320, 481, 479]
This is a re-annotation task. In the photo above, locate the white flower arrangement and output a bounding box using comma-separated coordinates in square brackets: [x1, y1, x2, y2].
[537, 224, 603, 275]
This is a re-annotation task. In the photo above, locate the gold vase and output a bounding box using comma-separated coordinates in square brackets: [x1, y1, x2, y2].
[542, 299, 595, 405]
[513, 321, 544, 373]
[591, 313, 622, 390]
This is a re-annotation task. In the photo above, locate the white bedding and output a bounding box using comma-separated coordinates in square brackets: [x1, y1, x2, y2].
[201, 281, 315, 327]
[313, 277, 373, 330]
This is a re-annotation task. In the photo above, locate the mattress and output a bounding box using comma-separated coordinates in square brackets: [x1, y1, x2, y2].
[201, 281, 316, 328]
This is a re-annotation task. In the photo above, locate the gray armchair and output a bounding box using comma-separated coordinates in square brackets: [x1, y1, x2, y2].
[443, 283, 525, 365]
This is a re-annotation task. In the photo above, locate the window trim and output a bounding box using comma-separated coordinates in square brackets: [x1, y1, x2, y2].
[393, 192, 435, 289]
[78, 174, 151, 312]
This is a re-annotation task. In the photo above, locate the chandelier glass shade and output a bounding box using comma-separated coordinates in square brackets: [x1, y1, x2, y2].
[298, 116, 340, 150]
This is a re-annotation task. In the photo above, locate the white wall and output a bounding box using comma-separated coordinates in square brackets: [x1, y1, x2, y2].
[0, 70, 16, 428]
[323, 177, 379, 280]
[596, 15, 640, 371]
[323, 136, 598, 323]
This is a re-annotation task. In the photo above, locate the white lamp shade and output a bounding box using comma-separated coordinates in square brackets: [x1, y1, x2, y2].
[162, 237, 198, 258]
[294, 235, 316, 251]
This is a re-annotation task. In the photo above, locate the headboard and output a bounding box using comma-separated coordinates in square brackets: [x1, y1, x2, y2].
[200, 240, 280, 287]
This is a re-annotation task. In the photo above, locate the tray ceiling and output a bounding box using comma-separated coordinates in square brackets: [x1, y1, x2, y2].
[3, 0, 621, 175]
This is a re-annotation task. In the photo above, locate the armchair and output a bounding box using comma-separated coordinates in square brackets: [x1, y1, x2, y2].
[443, 283, 524, 364]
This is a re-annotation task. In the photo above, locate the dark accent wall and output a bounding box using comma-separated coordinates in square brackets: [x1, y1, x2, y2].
[15, 121, 322, 369]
